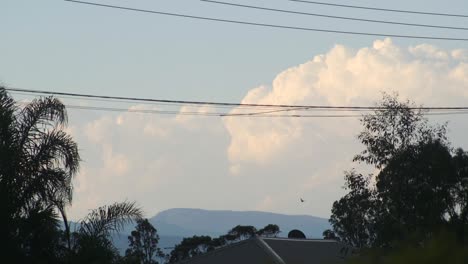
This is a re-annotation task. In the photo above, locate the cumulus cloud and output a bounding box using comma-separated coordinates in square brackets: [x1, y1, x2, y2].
[68, 106, 229, 219]
[68, 39, 468, 220]
[224, 38, 468, 170]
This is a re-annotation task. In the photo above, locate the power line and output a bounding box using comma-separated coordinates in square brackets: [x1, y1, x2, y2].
[37, 104, 468, 118]
[202, 0, 468, 31]
[10, 90, 390, 112]
[63, 0, 468, 41]
[15, 101, 468, 118]
[6, 87, 468, 111]
[9, 90, 280, 111]
[289, 0, 468, 18]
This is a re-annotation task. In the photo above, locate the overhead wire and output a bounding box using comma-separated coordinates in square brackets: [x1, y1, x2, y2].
[32, 105, 468, 118]
[11, 90, 380, 112]
[288, 0, 468, 18]
[7, 87, 468, 111]
[13, 99, 468, 118]
[201, 0, 468, 31]
[7, 88, 468, 119]
[63, 0, 468, 41]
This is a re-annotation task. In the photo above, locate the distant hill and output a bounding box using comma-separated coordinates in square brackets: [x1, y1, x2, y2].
[113, 208, 330, 254]
[150, 208, 329, 238]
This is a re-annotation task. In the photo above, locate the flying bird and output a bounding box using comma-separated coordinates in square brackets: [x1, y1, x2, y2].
[300, 198, 305, 203]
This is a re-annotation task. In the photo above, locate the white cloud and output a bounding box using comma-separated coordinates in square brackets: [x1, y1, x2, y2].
[224, 38, 468, 172]
[68, 39, 468, 220]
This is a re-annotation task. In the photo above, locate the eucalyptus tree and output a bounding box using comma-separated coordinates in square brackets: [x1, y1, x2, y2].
[125, 219, 164, 264]
[329, 93, 468, 249]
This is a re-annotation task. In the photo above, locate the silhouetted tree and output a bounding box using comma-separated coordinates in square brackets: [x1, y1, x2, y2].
[168, 223, 283, 262]
[451, 148, 468, 243]
[329, 93, 468, 251]
[330, 171, 377, 248]
[348, 231, 468, 264]
[227, 225, 257, 241]
[257, 224, 280, 237]
[71, 201, 143, 264]
[353, 92, 446, 169]
[168, 235, 213, 263]
[322, 229, 339, 241]
[375, 140, 457, 244]
[125, 219, 164, 264]
[0, 87, 80, 261]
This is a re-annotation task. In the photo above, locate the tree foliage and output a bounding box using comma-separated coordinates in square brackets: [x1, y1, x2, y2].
[168, 235, 213, 263]
[330, 171, 377, 247]
[348, 231, 468, 264]
[227, 225, 257, 240]
[257, 224, 280, 238]
[0, 87, 80, 262]
[168, 224, 280, 263]
[353, 93, 446, 168]
[0, 87, 157, 263]
[79, 201, 143, 239]
[70, 201, 143, 263]
[329, 93, 468, 257]
[125, 219, 164, 264]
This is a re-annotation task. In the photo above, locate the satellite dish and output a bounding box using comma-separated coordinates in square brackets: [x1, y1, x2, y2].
[288, 229, 306, 239]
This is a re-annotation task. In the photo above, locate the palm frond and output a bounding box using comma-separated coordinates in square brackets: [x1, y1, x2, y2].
[18, 128, 79, 209]
[0, 88, 19, 178]
[18, 168, 74, 213]
[17, 96, 67, 151]
[29, 129, 80, 178]
[0, 87, 17, 138]
[79, 201, 143, 239]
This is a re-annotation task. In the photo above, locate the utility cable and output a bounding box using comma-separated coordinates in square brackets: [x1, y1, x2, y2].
[202, 0, 468, 31]
[6, 87, 468, 111]
[289, 0, 468, 18]
[63, 0, 468, 41]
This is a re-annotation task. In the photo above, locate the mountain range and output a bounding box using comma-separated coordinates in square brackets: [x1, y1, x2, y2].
[113, 208, 330, 254]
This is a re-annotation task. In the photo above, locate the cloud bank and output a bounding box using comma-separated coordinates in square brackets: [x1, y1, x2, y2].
[68, 39, 468, 220]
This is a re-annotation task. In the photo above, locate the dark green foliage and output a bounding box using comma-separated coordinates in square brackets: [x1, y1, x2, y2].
[329, 93, 468, 261]
[374, 141, 457, 244]
[0, 87, 149, 263]
[70, 201, 143, 263]
[70, 232, 121, 264]
[168, 224, 280, 263]
[79, 201, 143, 239]
[330, 171, 377, 247]
[18, 206, 66, 264]
[0, 87, 80, 262]
[125, 218, 164, 264]
[322, 229, 339, 240]
[348, 231, 468, 264]
[227, 225, 257, 240]
[257, 224, 280, 237]
[353, 92, 446, 169]
[168, 235, 214, 263]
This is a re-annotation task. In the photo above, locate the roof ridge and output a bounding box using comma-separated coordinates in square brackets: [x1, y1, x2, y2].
[253, 236, 286, 264]
[174, 237, 266, 264]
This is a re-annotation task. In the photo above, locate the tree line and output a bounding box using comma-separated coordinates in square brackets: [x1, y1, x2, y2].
[168, 224, 280, 263]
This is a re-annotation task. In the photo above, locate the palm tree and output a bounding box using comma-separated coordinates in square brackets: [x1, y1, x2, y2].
[79, 201, 143, 239]
[0, 87, 80, 259]
[72, 201, 143, 264]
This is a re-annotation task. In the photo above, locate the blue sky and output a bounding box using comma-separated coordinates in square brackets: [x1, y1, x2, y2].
[2, 0, 468, 220]
[3, 0, 467, 101]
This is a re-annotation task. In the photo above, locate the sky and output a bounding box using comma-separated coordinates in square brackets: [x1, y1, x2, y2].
[2, 0, 468, 220]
